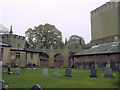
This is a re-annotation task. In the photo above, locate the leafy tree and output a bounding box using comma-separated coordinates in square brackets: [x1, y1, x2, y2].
[0, 24, 9, 34]
[67, 35, 85, 49]
[25, 23, 64, 48]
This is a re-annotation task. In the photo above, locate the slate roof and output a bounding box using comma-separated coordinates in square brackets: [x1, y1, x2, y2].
[75, 41, 120, 56]
[0, 42, 11, 47]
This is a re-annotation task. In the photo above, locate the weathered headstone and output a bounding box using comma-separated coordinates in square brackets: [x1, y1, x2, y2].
[104, 64, 113, 78]
[54, 68, 60, 77]
[42, 68, 48, 76]
[31, 84, 42, 90]
[90, 68, 97, 77]
[0, 80, 4, 90]
[65, 67, 72, 77]
[104, 68, 113, 78]
[16, 68, 21, 75]
[95, 63, 98, 69]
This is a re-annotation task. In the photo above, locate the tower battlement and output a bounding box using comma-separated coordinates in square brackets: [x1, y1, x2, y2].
[0, 34, 25, 40]
[91, 2, 119, 15]
[0, 33, 26, 50]
[90, 1, 120, 46]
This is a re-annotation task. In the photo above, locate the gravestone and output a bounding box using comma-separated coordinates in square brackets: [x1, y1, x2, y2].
[104, 64, 113, 78]
[95, 63, 98, 69]
[42, 68, 48, 76]
[104, 68, 113, 78]
[65, 67, 72, 77]
[90, 68, 97, 77]
[31, 84, 42, 90]
[54, 68, 60, 77]
[16, 68, 21, 75]
[0, 80, 4, 90]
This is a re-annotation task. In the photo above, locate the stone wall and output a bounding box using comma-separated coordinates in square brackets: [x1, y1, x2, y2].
[40, 60, 49, 66]
[10, 50, 26, 67]
[54, 61, 63, 67]
[73, 53, 120, 70]
[0, 34, 26, 50]
[1, 47, 11, 65]
[91, 2, 120, 45]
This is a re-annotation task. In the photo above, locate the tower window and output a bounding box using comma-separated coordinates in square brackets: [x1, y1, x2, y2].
[16, 53, 20, 59]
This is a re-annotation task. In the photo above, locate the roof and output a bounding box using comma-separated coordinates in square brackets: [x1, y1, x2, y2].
[10, 49, 42, 53]
[75, 41, 120, 56]
[0, 42, 11, 47]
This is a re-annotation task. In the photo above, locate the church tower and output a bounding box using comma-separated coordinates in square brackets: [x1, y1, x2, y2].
[90, 1, 120, 46]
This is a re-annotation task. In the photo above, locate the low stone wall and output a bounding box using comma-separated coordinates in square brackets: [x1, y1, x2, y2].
[40, 60, 49, 66]
[73, 53, 120, 71]
[54, 61, 63, 67]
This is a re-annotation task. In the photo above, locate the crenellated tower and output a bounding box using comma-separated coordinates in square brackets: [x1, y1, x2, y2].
[90, 1, 120, 46]
[0, 25, 26, 50]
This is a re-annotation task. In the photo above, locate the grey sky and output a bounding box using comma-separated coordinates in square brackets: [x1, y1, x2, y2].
[0, 0, 110, 43]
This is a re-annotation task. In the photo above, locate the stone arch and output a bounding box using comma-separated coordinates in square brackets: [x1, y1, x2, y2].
[39, 52, 49, 66]
[54, 53, 64, 67]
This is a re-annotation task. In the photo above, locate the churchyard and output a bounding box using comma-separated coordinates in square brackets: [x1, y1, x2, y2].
[2, 67, 119, 88]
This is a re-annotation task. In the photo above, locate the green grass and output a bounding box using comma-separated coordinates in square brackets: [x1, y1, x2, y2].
[2, 67, 119, 88]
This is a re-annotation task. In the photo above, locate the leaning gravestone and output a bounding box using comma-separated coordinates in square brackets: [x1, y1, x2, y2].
[42, 68, 48, 76]
[104, 64, 113, 78]
[31, 84, 42, 90]
[16, 68, 21, 75]
[54, 68, 60, 77]
[65, 67, 72, 77]
[0, 80, 4, 90]
[90, 68, 97, 77]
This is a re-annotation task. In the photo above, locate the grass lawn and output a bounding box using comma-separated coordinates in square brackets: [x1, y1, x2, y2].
[2, 67, 119, 88]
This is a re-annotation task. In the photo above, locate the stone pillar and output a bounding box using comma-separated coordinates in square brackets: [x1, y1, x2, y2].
[63, 46, 69, 67]
[33, 53, 39, 66]
[49, 45, 54, 68]
[2, 47, 11, 65]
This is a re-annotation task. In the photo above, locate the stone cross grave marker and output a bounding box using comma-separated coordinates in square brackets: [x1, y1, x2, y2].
[90, 68, 97, 77]
[42, 68, 48, 76]
[16, 68, 21, 75]
[31, 84, 42, 90]
[65, 67, 72, 77]
[54, 68, 60, 77]
[0, 80, 4, 90]
[104, 68, 113, 78]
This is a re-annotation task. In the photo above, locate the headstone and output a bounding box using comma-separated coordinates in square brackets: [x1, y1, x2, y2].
[31, 84, 42, 90]
[104, 68, 113, 78]
[90, 68, 97, 77]
[104, 64, 113, 78]
[95, 63, 98, 69]
[33, 68, 36, 70]
[16, 68, 21, 75]
[42, 68, 48, 76]
[54, 69, 60, 77]
[0, 80, 4, 90]
[65, 67, 72, 77]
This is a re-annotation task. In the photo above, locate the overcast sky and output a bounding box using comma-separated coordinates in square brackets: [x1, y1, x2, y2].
[0, 0, 110, 43]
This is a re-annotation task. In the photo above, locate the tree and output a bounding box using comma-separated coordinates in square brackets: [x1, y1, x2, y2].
[25, 23, 64, 48]
[67, 35, 85, 49]
[0, 24, 9, 34]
